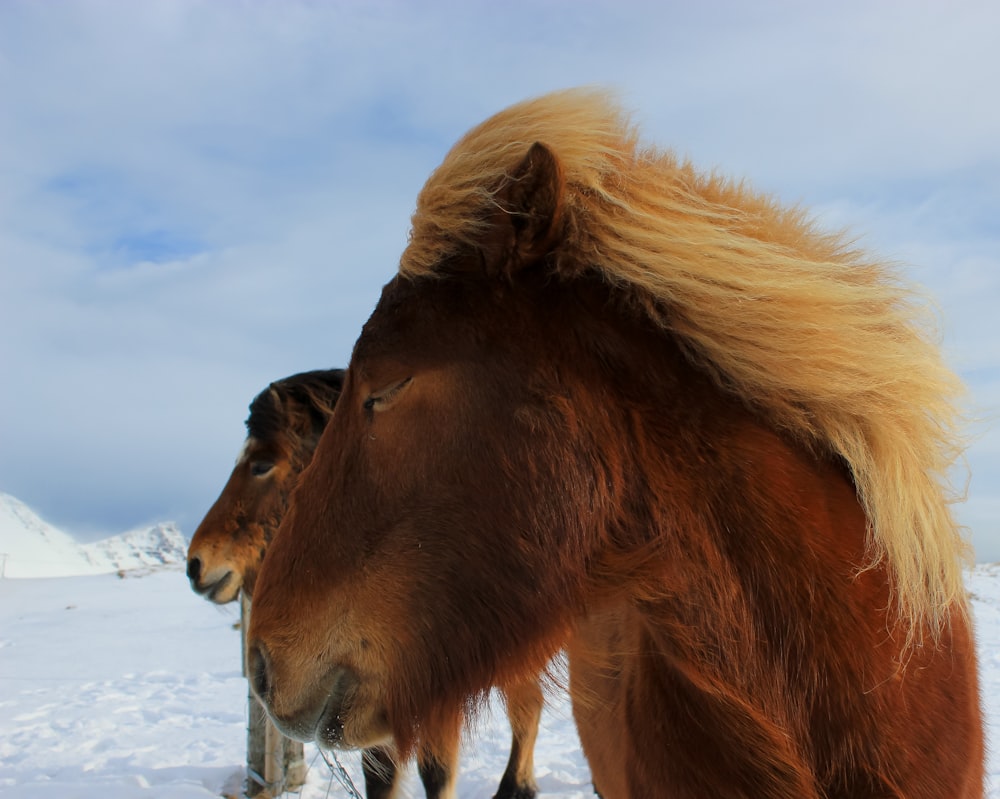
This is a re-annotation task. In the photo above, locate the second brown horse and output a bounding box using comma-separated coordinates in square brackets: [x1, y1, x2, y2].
[186, 369, 544, 799]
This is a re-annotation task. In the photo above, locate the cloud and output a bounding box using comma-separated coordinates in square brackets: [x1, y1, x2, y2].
[1, 0, 998, 560]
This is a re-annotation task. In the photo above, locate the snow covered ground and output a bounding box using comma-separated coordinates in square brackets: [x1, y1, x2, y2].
[1, 565, 998, 798]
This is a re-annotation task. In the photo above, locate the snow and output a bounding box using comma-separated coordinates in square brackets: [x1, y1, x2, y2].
[0, 493, 98, 578]
[0, 569, 592, 798]
[0, 496, 997, 798]
[0, 493, 186, 579]
[82, 523, 188, 575]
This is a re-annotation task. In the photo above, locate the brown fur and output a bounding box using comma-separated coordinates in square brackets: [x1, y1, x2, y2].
[187, 369, 344, 603]
[248, 91, 983, 797]
[186, 368, 542, 799]
[402, 89, 969, 637]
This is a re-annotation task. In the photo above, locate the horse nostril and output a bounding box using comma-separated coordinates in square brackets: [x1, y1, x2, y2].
[247, 642, 271, 703]
[186, 556, 202, 585]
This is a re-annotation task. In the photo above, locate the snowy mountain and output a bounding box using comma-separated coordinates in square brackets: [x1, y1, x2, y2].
[0, 492, 187, 578]
[81, 522, 188, 573]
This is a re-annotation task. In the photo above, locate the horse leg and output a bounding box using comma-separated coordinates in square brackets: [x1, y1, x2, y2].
[416, 721, 461, 799]
[362, 746, 400, 799]
[493, 678, 544, 799]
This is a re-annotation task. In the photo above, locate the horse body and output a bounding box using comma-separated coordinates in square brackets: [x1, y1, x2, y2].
[247, 90, 983, 797]
[566, 413, 980, 797]
[185, 369, 543, 799]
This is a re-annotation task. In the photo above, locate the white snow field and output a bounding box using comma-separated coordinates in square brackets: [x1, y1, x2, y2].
[1, 557, 998, 797]
[0, 568, 593, 799]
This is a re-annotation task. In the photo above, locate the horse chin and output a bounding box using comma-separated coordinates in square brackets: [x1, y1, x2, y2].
[316, 709, 393, 751]
[313, 668, 392, 751]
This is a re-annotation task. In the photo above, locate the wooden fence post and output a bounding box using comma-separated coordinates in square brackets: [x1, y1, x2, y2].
[241, 593, 307, 797]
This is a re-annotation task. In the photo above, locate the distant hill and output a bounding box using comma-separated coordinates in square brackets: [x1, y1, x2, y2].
[81, 522, 188, 574]
[0, 492, 187, 578]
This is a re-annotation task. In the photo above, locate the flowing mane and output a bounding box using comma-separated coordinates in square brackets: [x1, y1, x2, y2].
[401, 88, 968, 634]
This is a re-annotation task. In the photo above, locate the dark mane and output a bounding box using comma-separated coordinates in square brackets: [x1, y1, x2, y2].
[246, 369, 345, 442]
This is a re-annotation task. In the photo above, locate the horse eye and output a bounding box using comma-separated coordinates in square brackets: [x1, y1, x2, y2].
[250, 461, 274, 477]
[364, 378, 412, 413]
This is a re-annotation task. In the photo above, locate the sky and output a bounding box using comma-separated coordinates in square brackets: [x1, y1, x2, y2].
[1, 1, 998, 559]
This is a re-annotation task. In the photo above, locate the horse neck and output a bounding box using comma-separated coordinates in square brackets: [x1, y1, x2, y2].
[564, 310, 882, 796]
[568, 285, 874, 650]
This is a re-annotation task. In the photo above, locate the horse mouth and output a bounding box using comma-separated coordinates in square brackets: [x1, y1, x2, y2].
[193, 571, 237, 603]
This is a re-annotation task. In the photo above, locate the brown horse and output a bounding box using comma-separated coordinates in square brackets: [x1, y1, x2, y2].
[247, 90, 983, 798]
[187, 370, 345, 603]
[186, 369, 543, 799]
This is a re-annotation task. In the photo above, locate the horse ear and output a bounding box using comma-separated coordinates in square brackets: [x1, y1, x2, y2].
[483, 142, 565, 278]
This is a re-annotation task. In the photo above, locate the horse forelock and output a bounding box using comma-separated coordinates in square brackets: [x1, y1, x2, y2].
[400, 87, 970, 637]
[246, 369, 343, 445]
[246, 387, 285, 443]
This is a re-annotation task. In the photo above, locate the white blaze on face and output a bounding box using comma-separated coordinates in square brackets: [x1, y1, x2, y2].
[235, 437, 256, 466]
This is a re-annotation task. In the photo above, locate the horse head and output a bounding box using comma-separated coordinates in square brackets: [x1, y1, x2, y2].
[246, 143, 594, 754]
[186, 369, 344, 603]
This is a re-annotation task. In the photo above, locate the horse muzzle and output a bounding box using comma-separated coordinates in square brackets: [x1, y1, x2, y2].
[186, 556, 241, 604]
[246, 640, 370, 748]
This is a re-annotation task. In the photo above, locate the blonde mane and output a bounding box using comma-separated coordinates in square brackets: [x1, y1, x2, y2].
[400, 88, 969, 634]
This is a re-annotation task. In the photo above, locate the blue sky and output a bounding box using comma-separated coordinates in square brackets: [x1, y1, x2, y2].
[2, 1, 998, 560]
